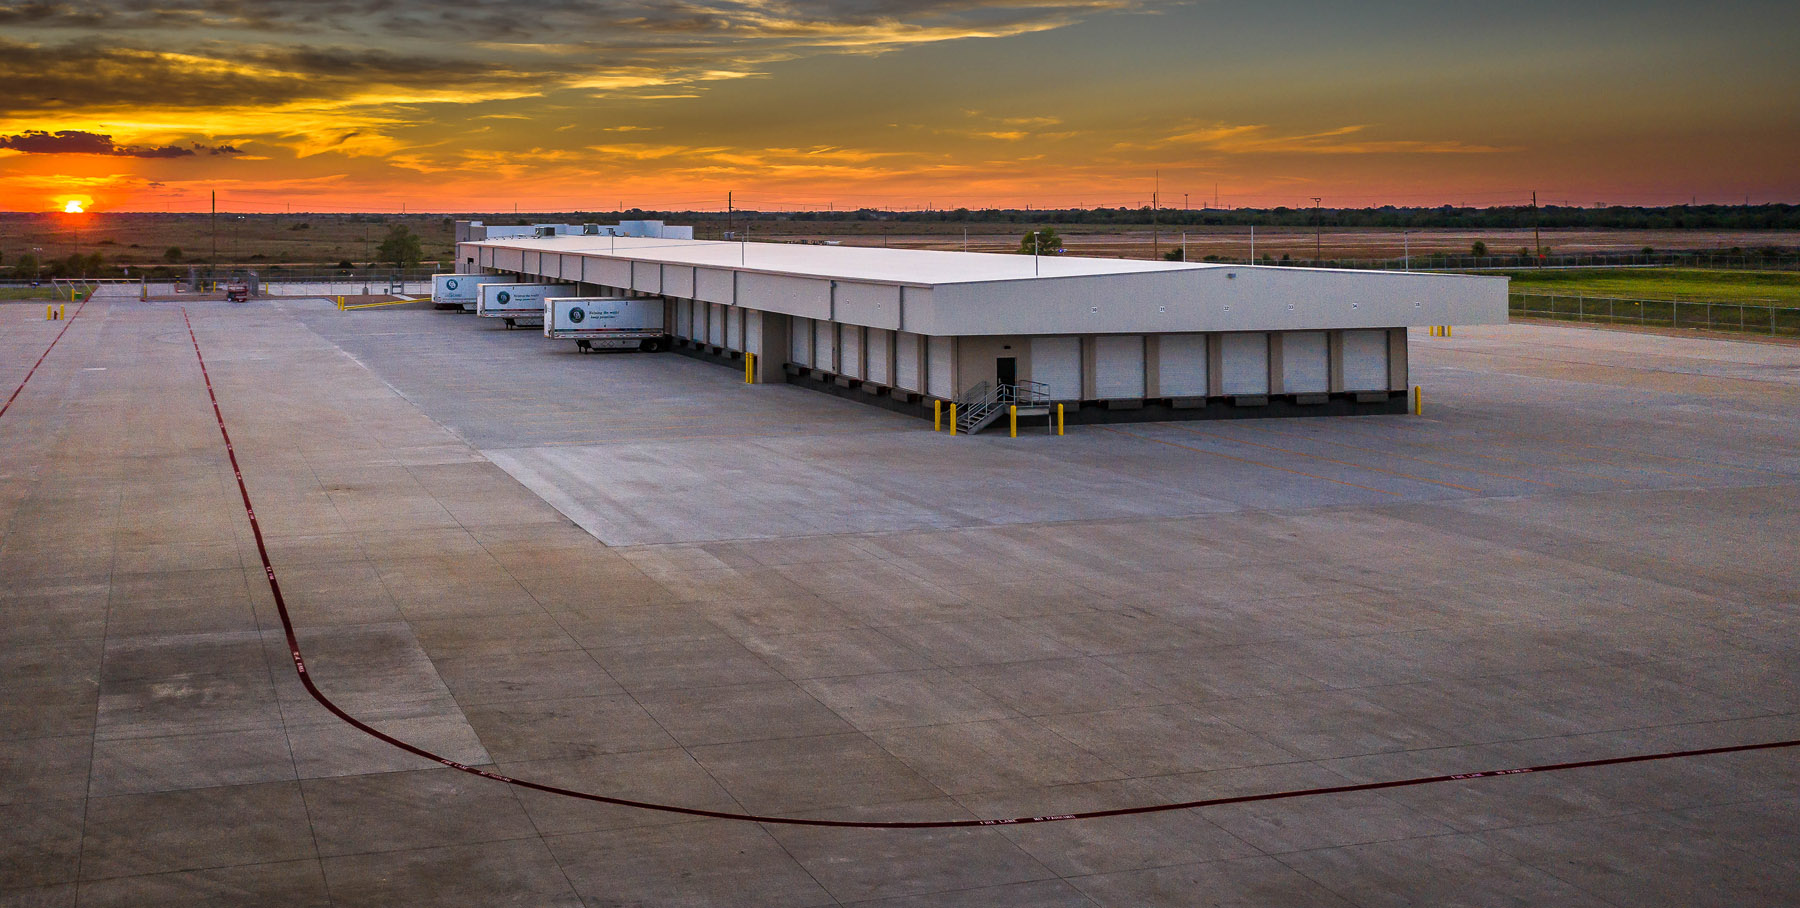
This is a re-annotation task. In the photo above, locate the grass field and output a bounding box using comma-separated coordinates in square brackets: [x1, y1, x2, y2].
[1502, 268, 1800, 304]
[0, 287, 58, 300]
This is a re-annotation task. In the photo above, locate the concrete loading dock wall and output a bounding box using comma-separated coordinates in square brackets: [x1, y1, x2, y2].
[460, 236, 1501, 424]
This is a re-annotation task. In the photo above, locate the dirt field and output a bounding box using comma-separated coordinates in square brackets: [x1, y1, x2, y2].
[2, 212, 1796, 269]
[0, 212, 461, 270]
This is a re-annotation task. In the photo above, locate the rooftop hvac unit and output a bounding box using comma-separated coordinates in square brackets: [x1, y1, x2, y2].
[535, 225, 558, 238]
[583, 224, 601, 235]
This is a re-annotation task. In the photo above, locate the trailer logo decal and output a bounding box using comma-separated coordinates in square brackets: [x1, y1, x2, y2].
[496, 291, 511, 305]
[569, 307, 585, 323]
[445, 278, 459, 291]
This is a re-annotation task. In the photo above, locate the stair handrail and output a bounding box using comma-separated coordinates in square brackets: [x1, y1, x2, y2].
[954, 380, 1003, 429]
[1012, 380, 1051, 406]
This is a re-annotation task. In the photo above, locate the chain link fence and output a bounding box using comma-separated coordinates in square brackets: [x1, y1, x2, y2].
[1196, 252, 1800, 272]
[182, 266, 436, 297]
[1510, 292, 1800, 337]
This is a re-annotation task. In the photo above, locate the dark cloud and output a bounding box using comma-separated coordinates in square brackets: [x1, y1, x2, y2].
[0, 38, 545, 116]
[0, 129, 241, 157]
[0, 1, 1155, 125]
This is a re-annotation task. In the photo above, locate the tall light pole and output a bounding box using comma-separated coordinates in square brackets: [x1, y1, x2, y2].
[1151, 172, 1160, 261]
[1311, 197, 1323, 264]
[1531, 190, 1541, 266]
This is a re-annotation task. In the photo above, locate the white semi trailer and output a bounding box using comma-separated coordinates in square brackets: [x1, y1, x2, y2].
[432, 273, 512, 311]
[475, 283, 568, 328]
[544, 297, 667, 352]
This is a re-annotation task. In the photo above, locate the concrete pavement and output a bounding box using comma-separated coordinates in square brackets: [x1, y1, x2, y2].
[1, 290, 1795, 906]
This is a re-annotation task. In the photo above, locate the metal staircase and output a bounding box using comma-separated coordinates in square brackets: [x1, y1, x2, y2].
[954, 380, 1052, 434]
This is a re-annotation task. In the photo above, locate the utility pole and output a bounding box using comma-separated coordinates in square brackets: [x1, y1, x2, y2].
[726, 191, 733, 239]
[1404, 230, 1410, 271]
[1311, 197, 1322, 264]
[211, 191, 217, 263]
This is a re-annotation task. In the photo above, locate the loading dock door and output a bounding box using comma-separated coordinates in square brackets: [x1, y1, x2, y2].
[1158, 333, 1210, 397]
[676, 299, 692, 339]
[1283, 331, 1329, 393]
[709, 303, 726, 347]
[840, 326, 863, 379]
[1029, 337, 1081, 401]
[815, 321, 836, 372]
[1342, 329, 1389, 391]
[1094, 335, 1146, 399]
[745, 310, 763, 357]
[866, 328, 891, 385]
[726, 307, 742, 351]
[927, 336, 955, 399]
[896, 332, 922, 392]
[1220, 333, 1270, 395]
[791, 317, 813, 367]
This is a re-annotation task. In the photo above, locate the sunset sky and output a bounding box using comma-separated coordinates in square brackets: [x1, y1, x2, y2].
[3, 0, 1796, 213]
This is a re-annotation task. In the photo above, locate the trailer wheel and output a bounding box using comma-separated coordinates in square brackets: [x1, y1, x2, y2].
[640, 339, 662, 352]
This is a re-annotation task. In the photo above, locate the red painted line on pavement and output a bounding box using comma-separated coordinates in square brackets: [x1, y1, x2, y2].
[0, 298, 88, 419]
[181, 306, 1800, 829]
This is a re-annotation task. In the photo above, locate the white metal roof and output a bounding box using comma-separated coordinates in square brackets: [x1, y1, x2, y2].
[469, 235, 1221, 287]
[465, 234, 1510, 334]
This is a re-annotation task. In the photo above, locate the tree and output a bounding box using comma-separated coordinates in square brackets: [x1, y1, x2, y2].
[375, 225, 423, 268]
[164, 246, 183, 263]
[1470, 240, 1488, 256]
[1017, 227, 1063, 255]
[12, 253, 35, 279]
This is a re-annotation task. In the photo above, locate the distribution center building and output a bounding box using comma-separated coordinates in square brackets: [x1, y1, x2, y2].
[455, 234, 1507, 424]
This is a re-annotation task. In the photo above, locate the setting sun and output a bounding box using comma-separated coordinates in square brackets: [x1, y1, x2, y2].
[62, 199, 85, 213]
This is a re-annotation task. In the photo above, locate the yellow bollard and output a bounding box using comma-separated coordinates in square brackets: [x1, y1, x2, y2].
[933, 399, 942, 431]
[1446, 325, 1452, 337]
[1412, 385, 1423, 416]
[949, 403, 958, 436]
[1056, 403, 1065, 436]
[1009, 405, 1017, 438]
[744, 352, 755, 384]
[46, 304, 53, 320]
[59, 304, 65, 320]
[337, 295, 345, 311]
